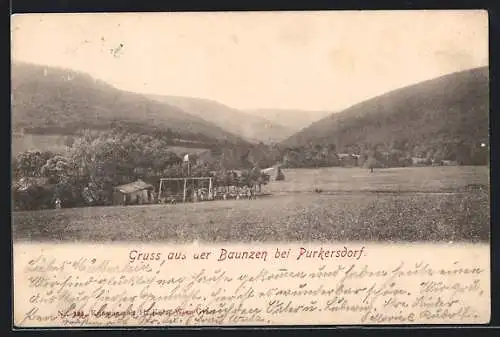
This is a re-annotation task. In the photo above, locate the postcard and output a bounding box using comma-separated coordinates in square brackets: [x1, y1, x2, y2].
[11, 10, 490, 327]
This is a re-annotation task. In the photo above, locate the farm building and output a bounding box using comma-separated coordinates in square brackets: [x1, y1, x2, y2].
[262, 165, 285, 181]
[113, 179, 154, 205]
[441, 160, 459, 166]
[411, 157, 434, 166]
[337, 153, 359, 167]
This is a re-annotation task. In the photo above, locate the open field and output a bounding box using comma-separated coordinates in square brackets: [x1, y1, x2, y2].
[166, 146, 210, 156]
[11, 134, 211, 156]
[12, 133, 72, 155]
[12, 166, 490, 243]
[267, 166, 490, 194]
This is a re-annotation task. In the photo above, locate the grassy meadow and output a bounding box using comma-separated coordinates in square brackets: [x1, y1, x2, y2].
[12, 133, 72, 154]
[12, 166, 490, 243]
[11, 133, 210, 156]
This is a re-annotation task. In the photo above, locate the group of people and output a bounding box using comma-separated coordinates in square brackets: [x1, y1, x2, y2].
[212, 186, 257, 200]
[193, 188, 211, 202]
[156, 185, 260, 204]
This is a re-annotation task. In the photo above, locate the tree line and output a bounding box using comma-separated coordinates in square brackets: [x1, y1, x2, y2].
[12, 130, 271, 211]
[12, 129, 488, 211]
[280, 139, 489, 169]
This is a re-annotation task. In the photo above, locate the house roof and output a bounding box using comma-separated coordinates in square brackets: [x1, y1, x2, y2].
[337, 153, 360, 159]
[262, 164, 283, 173]
[114, 179, 153, 194]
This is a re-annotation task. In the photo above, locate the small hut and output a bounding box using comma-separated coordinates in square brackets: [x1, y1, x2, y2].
[262, 165, 285, 181]
[275, 166, 285, 181]
[113, 179, 154, 205]
[337, 153, 359, 167]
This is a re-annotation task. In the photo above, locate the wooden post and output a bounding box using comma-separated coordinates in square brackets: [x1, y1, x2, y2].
[209, 178, 213, 199]
[183, 178, 187, 202]
[158, 179, 163, 203]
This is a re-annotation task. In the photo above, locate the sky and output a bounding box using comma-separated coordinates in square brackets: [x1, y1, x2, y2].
[11, 10, 488, 112]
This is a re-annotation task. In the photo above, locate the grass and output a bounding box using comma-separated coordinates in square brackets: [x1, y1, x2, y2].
[12, 166, 490, 243]
[12, 133, 72, 155]
[267, 166, 490, 194]
[11, 134, 211, 156]
[166, 146, 210, 156]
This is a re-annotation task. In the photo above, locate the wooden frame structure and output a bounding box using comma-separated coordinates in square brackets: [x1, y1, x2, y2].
[158, 177, 213, 203]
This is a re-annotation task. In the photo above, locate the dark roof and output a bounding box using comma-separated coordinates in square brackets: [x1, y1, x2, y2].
[114, 179, 153, 194]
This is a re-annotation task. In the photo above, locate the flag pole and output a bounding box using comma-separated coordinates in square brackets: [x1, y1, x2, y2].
[183, 153, 190, 177]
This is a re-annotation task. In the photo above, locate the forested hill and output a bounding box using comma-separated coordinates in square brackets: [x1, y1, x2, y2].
[283, 67, 489, 159]
[147, 95, 294, 144]
[11, 62, 247, 147]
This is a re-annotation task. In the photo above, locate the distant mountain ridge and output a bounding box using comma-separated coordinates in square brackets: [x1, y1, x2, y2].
[245, 108, 333, 132]
[147, 95, 295, 144]
[13, 62, 487, 166]
[11, 62, 248, 148]
[283, 67, 489, 157]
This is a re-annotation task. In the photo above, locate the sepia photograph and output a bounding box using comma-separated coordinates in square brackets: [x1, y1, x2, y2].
[11, 10, 491, 327]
